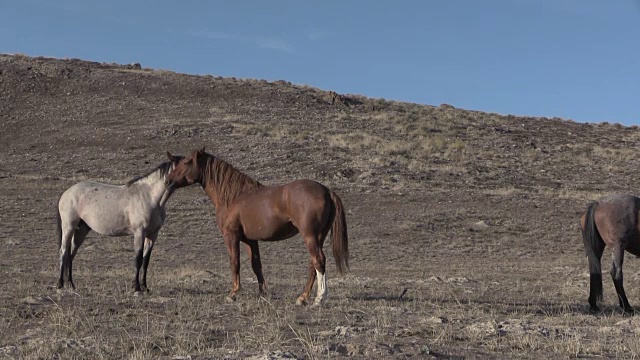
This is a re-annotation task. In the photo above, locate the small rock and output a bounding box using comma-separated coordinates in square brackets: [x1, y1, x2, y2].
[21, 296, 52, 305]
[424, 316, 448, 324]
[471, 220, 490, 231]
[0, 346, 18, 356]
[246, 350, 299, 360]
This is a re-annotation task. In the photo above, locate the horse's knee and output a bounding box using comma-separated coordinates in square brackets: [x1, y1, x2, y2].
[611, 267, 623, 281]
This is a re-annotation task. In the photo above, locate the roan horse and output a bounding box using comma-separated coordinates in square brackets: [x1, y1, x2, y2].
[56, 154, 183, 293]
[581, 194, 640, 313]
[165, 148, 349, 306]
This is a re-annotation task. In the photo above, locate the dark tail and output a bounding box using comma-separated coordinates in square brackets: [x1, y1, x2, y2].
[329, 191, 349, 274]
[582, 201, 604, 302]
[56, 200, 62, 251]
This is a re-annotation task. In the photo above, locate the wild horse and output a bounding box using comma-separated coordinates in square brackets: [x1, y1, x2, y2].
[56, 154, 183, 293]
[166, 148, 349, 306]
[581, 194, 640, 313]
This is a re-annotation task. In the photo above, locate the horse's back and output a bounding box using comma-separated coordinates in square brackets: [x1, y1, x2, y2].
[58, 181, 131, 235]
[232, 179, 331, 241]
[593, 194, 640, 243]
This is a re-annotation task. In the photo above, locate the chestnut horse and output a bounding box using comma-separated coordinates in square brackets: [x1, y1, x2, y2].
[581, 194, 640, 313]
[166, 148, 349, 306]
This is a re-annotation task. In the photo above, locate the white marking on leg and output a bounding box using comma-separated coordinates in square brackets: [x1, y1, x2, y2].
[313, 270, 327, 306]
[143, 238, 153, 257]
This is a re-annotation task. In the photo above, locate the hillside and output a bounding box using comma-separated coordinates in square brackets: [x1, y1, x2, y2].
[2, 54, 640, 359]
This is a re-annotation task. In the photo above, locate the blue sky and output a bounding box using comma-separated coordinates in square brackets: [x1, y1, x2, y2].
[2, 0, 639, 124]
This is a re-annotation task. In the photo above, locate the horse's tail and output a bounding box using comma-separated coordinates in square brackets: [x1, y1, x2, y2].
[329, 190, 349, 274]
[583, 201, 604, 302]
[56, 199, 62, 251]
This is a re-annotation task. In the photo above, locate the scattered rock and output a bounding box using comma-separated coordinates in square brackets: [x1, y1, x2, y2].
[0, 346, 18, 356]
[333, 325, 365, 337]
[424, 316, 448, 325]
[145, 296, 175, 304]
[246, 350, 299, 360]
[445, 277, 471, 284]
[496, 319, 550, 337]
[83, 244, 100, 252]
[471, 220, 490, 231]
[328, 343, 362, 356]
[21, 296, 53, 305]
[466, 321, 496, 336]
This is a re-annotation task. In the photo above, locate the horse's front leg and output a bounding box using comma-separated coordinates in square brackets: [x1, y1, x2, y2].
[132, 229, 146, 294]
[224, 232, 241, 302]
[243, 240, 267, 296]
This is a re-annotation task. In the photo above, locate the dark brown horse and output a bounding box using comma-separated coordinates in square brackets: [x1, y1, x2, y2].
[581, 194, 640, 313]
[165, 148, 349, 306]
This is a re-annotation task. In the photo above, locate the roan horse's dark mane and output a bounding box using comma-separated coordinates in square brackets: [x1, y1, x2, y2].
[203, 154, 262, 207]
[126, 161, 173, 187]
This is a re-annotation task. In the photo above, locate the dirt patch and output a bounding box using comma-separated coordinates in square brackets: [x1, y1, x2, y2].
[1, 53, 640, 358]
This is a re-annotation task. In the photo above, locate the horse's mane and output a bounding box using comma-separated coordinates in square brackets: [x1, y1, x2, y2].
[203, 155, 262, 206]
[126, 161, 173, 187]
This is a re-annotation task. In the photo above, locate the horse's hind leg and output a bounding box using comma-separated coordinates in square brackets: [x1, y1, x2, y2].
[58, 222, 76, 289]
[140, 231, 158, 292]
[296, 259, 317, 306]
[243, 240, 267, 296]
[67, 221, 90, 290]
[610, 245, 633, 313]
[302, 233, 328, 307]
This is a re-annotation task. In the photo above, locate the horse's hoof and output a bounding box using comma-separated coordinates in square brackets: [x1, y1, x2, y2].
[56, 288, 65, 294]
[295, 297, 307, 306]
[226, 295, 237, 303]
[623, 307, 635, 316]
[134, 291, 144, 297]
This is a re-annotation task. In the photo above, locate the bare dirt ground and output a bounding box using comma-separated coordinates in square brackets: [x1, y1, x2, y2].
[3, 54, 640, 359]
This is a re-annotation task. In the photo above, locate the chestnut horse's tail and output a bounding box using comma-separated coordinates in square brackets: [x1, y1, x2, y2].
[583, 201, 604, 302]
[329, 190, 349, 274]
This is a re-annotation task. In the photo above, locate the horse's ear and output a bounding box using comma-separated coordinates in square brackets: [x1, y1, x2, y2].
[166, 151, 175, 162]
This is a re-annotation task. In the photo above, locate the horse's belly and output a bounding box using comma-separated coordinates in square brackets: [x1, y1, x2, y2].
[244, 222, 298, 241]
[83, 214, 131, 237]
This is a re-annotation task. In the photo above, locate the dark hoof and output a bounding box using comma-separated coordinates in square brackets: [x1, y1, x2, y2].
[226, 294, 237, 303]
[134, 290, 145, 297]
[623, 307, 635, 316]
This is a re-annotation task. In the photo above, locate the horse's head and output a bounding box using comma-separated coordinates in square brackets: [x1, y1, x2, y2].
[165, 147, 206, 190]
[166, 152, 185, 175]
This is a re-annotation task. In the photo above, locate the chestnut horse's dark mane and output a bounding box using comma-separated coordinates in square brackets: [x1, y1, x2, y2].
[203, 154, 262, 207]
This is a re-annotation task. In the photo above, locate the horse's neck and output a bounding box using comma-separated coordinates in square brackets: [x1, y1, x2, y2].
[202, 182, 224, 211]
[146, 178, 170, 207]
